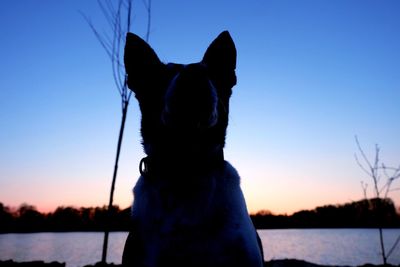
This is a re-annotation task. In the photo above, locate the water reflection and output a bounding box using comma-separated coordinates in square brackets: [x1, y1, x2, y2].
[0, 232, 127, 267]
[1, 230, 399, 267]
[259, 229, 400, 266]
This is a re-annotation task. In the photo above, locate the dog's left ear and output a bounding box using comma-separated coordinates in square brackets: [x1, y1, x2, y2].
[202, 31, 237, 89]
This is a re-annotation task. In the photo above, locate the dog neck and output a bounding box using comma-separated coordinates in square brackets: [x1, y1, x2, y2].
[139, 146, 225, 179]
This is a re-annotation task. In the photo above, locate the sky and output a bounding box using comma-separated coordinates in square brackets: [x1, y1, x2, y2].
[0, 0, 399, 215]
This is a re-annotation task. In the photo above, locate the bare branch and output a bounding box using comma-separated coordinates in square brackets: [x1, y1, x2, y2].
[380, 180, 391, 199]
[92, 0, 137, 263]
[81, 13, 113, 58]
[82, 7, 126, 96]
[382, 163, 390, 179]
[88, 0, 135, 98]
[355, 153, 374, 178]
[97, 0, 115, 32]
[355, 135, 374, 172]
[143, 0, 152, 42]
[354, 136, 400, 265]
[127, 0, 132, 32]
[374, 144, 381, 185]
[361, 181, 368, 199]
[387, 234, 400, 259]
[381, 164, 400, 198]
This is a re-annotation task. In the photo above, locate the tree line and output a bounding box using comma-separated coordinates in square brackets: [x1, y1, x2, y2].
[1, 198, 399, 233]
[0, 203, 131, 233]
[252, 198, 400, 229]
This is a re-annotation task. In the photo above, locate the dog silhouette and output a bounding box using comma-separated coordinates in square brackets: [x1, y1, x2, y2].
[122, 31, 264, 267]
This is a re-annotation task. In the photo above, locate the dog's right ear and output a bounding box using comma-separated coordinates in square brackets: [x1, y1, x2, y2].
[124, 32, 163, 92]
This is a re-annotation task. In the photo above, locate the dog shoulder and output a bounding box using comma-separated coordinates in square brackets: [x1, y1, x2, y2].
[213, 162, 264, 266]
[212, 162, 251, 224]
[216, 161, 243, 206]
[220, 161, 241, 185]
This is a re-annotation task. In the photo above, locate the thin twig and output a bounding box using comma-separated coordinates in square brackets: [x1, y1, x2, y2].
[143, 0, 152, 42]
[387, 234, 400, 259]
[355, 136, 374, 173]
[361, 181, 368, 199]
[81, 13, 113, 58]
[355, 153, 374, 178]
[97, 0, 115, 32]
[354, 136, 400, 265]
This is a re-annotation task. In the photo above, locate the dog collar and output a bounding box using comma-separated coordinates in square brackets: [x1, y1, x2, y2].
[139, 156, 150, 176]
[139, 149, 224, 177]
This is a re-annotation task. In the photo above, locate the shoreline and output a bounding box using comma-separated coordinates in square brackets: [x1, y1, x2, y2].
[1, 259, 398, 267]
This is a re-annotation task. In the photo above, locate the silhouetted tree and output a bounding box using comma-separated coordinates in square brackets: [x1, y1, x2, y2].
[80, 207, 96, 230]
[0, 202, 398, 232]
[17, 204, 45, 232]
[0, 203, 14, 232]
[50, 206, 82, 231]
[355, 136, 400, 265]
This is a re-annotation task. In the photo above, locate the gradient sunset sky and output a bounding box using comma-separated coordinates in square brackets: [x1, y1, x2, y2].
[1, 0, 399, 215]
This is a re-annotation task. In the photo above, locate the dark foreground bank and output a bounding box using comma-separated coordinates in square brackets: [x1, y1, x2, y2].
[1, 260, 399, 267]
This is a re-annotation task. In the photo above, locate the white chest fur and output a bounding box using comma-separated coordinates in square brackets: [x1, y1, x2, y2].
[130, 161, 263, 267]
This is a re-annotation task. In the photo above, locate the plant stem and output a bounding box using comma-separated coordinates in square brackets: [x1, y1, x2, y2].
[101, 100, 129, 263]
[378, 227, 387, 265]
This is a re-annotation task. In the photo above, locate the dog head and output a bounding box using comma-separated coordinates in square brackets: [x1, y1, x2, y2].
[124, 31, 236, 157]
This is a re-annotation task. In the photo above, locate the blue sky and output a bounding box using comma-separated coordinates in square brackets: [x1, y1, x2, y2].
[0, 0, 399, 214]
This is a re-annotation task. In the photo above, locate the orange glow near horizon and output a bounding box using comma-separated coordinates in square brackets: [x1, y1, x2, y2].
[6, 186, 400, 216]
[3, 153, 400, 216]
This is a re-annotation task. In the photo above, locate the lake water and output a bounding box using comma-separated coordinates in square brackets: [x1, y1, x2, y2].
[0, 229, 399, 267]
